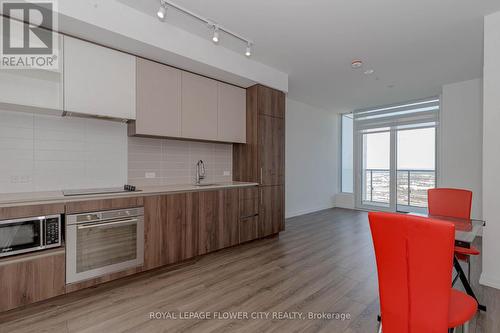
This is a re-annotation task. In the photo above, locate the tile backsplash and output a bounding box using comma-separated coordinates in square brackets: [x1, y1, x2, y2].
[128, 137, 232, 187]
[0, 110, 128, 193]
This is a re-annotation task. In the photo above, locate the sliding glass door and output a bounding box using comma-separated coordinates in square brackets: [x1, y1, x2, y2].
[361, 131, 391, 209]
[354, 98, 439, 212]
[396, 127, 436, 213]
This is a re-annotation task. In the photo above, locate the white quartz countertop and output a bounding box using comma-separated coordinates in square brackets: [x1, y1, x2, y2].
[0, 182, 259, 207]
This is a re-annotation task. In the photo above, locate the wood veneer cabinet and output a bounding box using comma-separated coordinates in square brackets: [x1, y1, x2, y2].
[0, 250, 65, 312]
[233, 84, 286, 237]
[143, 192, 199, 270]
[198, 189, 239, 254]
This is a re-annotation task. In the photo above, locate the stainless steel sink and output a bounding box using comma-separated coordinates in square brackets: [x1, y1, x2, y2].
[194, 183, 217, 187]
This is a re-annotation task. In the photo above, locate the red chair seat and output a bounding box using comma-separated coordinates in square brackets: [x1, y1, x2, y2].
[448, 289, 477, 328]
[454, 246, 480, 256]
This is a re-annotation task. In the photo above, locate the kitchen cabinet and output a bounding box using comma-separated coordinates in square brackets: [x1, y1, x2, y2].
[239, 217, 259, 243]
[198, 189, 239, 254]
[257, 85, 285, 118]
[143, 192, 199, 270]
[131, 58, 182, 137]
[259, 185, 285, 237]
[63, 36, 136, 119]
[0, 250, 65, 312]
[181, 72, 218, 141]
[218, 82, 246, 143]
[0, 23, 63, 112]
[259, 115, 285, 186]
[233, 85, 286, 237]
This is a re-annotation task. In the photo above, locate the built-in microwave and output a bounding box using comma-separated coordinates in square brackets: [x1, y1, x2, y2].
[0, 215, 62, 257]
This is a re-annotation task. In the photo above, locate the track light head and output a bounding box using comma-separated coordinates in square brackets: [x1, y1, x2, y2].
[245, 42, 252, 57]
[212, 26, 220, 43]
[157, 1, 167, 21]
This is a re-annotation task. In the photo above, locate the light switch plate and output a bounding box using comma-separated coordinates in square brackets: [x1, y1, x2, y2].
[145, 172, 156, 179]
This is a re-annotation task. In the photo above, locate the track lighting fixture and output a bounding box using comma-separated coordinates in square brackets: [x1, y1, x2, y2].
[245, 42, 252, 57]
[157, 0, 167, 21]
[155, 1, 253, 57]
[212, 26, 219, 44]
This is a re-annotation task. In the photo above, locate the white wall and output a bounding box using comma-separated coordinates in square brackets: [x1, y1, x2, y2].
[440, 78, 483, 219]
[0, 110, 127, 193]
[480, 11, 500, 290]
[285, 98, 339, 218]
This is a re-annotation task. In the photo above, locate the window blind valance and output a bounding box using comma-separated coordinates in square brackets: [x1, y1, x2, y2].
[353, 97, 440, 132]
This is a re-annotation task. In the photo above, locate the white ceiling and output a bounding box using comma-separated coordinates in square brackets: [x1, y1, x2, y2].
[119, 0, 500, 112]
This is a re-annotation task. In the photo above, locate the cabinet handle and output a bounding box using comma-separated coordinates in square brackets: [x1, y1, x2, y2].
[260, 168, 263, 184]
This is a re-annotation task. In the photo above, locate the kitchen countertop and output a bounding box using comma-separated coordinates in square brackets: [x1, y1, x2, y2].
[0, 182, 259, 207]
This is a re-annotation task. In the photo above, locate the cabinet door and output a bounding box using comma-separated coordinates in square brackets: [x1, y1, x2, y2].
[164, 192, 199, 264]
[135, 58, 181, 137]
[259, 115, 285, 185]
[0, 24, 63, 111]
[0, 251, 65, 312]
[239, 216, 258, 243]
[259, 185, 284, 237]
[218, 82, 246, 143]
[198, 189, 239, 254]
[258, 85, 285, 118]
[63, 36, 136, 119]
[143, 193, 199, 269]
[181, 72, 218, 140]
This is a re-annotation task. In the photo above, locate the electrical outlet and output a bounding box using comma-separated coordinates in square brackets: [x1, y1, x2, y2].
[145, 172, 156, 179]
[223, 171, 231, 176]
[10, 175, 32, 184]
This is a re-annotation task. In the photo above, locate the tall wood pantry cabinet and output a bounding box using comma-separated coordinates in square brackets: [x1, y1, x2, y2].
[233, 85, 285, 238]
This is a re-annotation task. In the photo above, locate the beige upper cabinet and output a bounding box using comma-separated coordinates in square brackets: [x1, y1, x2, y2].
[63, 36, 136, 119]
[218, 82, 246, 143]
[134, 58, 181, 137]
[181, 72, 218, 141]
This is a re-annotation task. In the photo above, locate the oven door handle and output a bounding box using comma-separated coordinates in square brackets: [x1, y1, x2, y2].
[76, 218, 139, 230]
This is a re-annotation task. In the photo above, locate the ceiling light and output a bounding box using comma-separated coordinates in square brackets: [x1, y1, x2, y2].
[351, 60, 363, 69]
[212, 26, 219, 43]
[157, 1, 167, 21]
[245, 43, 252, 57]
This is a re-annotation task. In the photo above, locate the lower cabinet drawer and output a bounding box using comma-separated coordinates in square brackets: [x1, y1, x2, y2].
[0, 250, 65, 312]
[239, 216, 258, 243]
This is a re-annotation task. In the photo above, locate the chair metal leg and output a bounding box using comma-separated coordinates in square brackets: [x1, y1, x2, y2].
[377, 322, 382, 333]
[463, 321, 470, 333]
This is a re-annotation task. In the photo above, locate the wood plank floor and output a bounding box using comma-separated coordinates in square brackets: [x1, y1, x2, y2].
[0, 208, 498, 333]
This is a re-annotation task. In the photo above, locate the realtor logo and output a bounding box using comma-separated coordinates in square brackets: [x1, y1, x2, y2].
[1, 0, 58, 69]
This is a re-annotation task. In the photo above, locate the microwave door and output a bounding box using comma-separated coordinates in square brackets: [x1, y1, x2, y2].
[0, 219, 43, 257]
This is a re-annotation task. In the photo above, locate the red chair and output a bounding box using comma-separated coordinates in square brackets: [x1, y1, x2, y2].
[428, 188, 480, 282]
[369, 212, 477, 333]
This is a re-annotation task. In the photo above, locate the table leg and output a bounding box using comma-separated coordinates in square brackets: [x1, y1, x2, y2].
[453, 256, 487, 312]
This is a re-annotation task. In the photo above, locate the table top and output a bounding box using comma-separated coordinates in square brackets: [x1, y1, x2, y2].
[409, 213, 484, 243]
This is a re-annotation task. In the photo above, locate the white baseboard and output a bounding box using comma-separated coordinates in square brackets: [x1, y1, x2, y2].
[285, 205, 335, 219]
[479, 273, 500, 290]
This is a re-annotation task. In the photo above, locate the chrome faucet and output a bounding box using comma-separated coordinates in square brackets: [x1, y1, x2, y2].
[195, 160, 205, 185]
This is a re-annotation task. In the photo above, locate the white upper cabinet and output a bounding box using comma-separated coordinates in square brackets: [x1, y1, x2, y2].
[181, 72, 218, 141]
[0, 20, 63, 113]
[63, 36, 136, 119]
[134, 58, 181, 137]
[217, 82, 246, 143]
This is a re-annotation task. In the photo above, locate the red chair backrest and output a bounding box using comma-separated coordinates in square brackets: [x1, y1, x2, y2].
[369, 212, 455, 333]
[428, 188, 472, 220]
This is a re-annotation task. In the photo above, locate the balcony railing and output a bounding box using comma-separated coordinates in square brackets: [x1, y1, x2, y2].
[363, 169, 435, 208]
